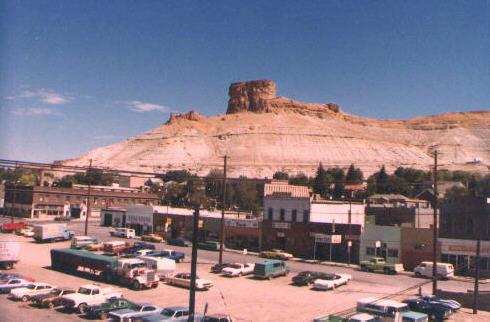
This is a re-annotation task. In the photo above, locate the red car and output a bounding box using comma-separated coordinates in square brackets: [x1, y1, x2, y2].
[1, 222, 27, 233]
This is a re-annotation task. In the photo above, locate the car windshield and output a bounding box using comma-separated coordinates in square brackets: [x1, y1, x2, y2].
[78, 287, 92, 295]
[161, 308, 176, 317]
[133, 304, 143, 311]
[129, 263, 146, 269]
[320, 274, 337, 280]
[229, 264, 242, 269]
[26, 284, 36, 289]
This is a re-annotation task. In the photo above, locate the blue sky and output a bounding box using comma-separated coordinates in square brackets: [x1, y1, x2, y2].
[1, 1, 489, 162]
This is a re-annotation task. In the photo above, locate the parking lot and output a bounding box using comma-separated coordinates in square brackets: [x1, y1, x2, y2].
[1, 219, 489, 321]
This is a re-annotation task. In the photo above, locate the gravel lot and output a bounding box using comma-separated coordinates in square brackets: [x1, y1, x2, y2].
[1, 219, 489, 321]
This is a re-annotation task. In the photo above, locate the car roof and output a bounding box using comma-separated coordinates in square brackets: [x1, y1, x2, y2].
[165, 306, 188, 311]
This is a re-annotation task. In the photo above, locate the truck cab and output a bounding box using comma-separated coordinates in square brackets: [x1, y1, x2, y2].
[360, 257, 404, 274]
[116, 258, 159, 289]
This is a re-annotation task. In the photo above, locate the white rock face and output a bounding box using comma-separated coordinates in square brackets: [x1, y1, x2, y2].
[62, 109, 490, 178]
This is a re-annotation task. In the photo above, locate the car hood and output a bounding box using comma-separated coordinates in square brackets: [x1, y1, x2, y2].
[314, 279, 334, 285]
[10, 288, 28, 295]
[109, 308, 136, 316]
[222, 268, 239, 273]
[438, 299, 461, 308]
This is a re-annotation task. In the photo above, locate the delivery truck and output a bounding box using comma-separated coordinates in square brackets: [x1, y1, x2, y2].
[0, 241, 21, 269]
[33, 224, 74, 243]
[50, 248, 159, 290]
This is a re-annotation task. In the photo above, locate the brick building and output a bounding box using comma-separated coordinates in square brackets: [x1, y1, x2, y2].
[439, 197, 490, 277]
[4, 184, 159, 219]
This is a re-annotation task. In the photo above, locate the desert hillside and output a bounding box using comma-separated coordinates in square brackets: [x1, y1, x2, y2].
[62, 80, 490, 177]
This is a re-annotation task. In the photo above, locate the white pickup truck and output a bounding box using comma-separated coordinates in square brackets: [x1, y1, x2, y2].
[60, 284, 123, 314]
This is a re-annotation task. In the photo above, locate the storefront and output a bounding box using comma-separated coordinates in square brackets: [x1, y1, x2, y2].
[225, 218, 260, 251]
[439, 238, 490, 277]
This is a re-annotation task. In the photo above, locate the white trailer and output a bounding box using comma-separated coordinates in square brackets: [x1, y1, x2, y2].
[0, 241, 21, 269]
[138, 256, 175, 279]
[33, 224, 73, 243]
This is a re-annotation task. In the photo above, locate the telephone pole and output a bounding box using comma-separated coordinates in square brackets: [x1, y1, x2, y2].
[9, 161, 19, 223]
[473, 238, 481, 314]
[188, 207, 200, 322]
[83, 159, 93, 236]
[432, 150, 438, 295]
[218, 155, 228, 266]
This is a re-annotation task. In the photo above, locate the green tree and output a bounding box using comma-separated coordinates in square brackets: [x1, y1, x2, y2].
[313, 163, 331, 197]
[160, 170, 192, 183]
[326, 167, 345, 199]
[288, 172, 310, 186]
[74, 169, 114, 186]
[233, 176, 259, 212]
[345, 164, 364, 184]
[272, 171, 289, 180]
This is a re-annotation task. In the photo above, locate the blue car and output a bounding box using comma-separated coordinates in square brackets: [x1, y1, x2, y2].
[419, 295, 461, 311]
[140, 306, 203, 321]
[167, 238, 192, 247]
[0, 278, 34, 294]
[147, 249, 185, 263]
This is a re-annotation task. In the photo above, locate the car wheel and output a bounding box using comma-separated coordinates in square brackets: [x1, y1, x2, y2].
[360, 265, 367, 272]
[21, 295, 29, 302]
[78, 303, 88, 314]
[415, 272, 422, 277]
[48, 302, 55, 309]
[132, 280, 141, 290]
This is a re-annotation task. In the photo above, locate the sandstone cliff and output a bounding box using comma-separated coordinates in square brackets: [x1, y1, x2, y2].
[62, 80, 490, 177]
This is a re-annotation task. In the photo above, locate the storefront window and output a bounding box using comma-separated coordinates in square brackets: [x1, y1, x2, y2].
[280, 209, 285, 221]
[292, 209, 297, 222]
[268, 208, 273, 220]
[366, 247, 375, 256]
[388, 249, 399, 258]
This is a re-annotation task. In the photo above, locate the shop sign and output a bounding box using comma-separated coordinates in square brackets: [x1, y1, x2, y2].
[225, 219, 258, 228]
[277, 232, 285, 237]
[272, 222, 291, 229]
[314, 234, 342, 244]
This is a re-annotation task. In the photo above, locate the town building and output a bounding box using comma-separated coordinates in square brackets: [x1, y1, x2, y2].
[3, 184, 159, 219]
[261, 181, 364, 262]
[439, 197, 490, 277]
[360, 224, 433, 270]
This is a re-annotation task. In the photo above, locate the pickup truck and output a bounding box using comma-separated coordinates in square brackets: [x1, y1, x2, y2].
[221, 263, 255, 277]
[148, 249, 185, 263]
[0, 222, 27, 233]
[59, 284, 123, 314]
[359, 257, 404, 274]
[164, 273, 213, 291]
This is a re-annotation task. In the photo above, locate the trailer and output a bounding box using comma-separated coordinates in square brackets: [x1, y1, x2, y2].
[0, 241, 21, 269]
[33, 224, 74, 243]
[50, 249, 159, 289]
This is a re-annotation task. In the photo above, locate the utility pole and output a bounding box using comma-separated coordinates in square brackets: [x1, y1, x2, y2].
[188, 207, 199, 322]
[10, 161, 19, 223]
[84, 159, 93, 236]
[347, 197, 352, 266]
[218, 155, 227, 266]
[432, 150, 438, 295]
[473, 238, 481, 314]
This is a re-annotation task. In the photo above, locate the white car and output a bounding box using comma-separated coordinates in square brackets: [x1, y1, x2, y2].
[222, 263, 255, 277]
[19, 228, 34, 237]
[9, 282, 55, 302]
[312, 273, 352, 290]
[164, 273, 213, 291]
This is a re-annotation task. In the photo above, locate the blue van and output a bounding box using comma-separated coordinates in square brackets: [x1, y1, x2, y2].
[253, 259, 289, 279]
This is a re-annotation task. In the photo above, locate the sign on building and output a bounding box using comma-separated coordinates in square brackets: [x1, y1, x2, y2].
[272, 222, 291, 229]
[314, 234, 342, 244]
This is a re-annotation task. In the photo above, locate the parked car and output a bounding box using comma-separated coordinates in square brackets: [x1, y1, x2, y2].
[359, 257, 404, 274]
[8, 282, 55, 302]
[221, 263, 255, 277]
[121, 242, 157, 255]
[0, 272, 25, 280]
[403, 297, 453, 320]
[109, 303, 162, 321]
[259, 249, 293, 260]
[0, 278, 34, 294]
[148, 249, 185, 263]
[253, 260, 289, 279]
[110, 227, 136, 239]
[198, 241, 221, 251]
[312, 273, 352, 290]
[86, 242, 104, 251]
[85, 297, 136, 320]
[18, 227, 34, 237]
[414, 262, 454, 280]
[292, 271, 331, 286]
[54, 216, 71, 222]
[418, 295, 461, 311]
[164, 273, 213, 291]
[71, 236, 98, 249]
[202, 314, 233, 322]
[167, 238, 192, 247]
[139, 306, 203, 321]
[210, 263, 233, 273]
[141, 234, 164, 243]
[30, 287, 76, 309]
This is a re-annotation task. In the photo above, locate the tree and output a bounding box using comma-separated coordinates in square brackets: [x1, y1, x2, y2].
[74, 169, 114, 186]
[345, 164, 363, 184]
[273, 171, 289, 180]
[288, 172, 310, 186]
[312, 163, 331, 197]
[233, 176, 259, 212]
[374, 165, 389, 194]
[326, 167, 345, 199]
[160, 170, 192, 183]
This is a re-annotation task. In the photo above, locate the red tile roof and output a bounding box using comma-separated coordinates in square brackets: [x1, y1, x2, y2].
[264, 183, 310, 198]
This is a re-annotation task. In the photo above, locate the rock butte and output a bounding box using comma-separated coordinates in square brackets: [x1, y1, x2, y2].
[62, 80, 490, 178]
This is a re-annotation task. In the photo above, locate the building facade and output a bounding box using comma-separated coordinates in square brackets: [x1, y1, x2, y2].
[439, 197, 490, 277]
[4, 184, 159, 219]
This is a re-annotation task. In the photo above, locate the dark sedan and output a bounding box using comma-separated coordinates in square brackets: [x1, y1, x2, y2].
[403, 298, 453, 320]
[210, 263, 233, 273]
[291, 271, 328, 286]
[167, 238, 192, 247]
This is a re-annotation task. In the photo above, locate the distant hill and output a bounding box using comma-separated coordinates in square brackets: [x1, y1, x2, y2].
[62, 80, 490, 177]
